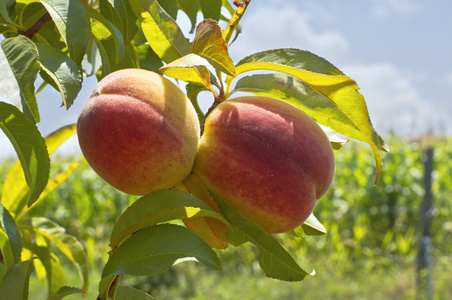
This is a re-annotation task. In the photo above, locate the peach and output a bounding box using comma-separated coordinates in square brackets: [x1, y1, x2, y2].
[193, 96, 335, 233]
[77, 69, 200, 195]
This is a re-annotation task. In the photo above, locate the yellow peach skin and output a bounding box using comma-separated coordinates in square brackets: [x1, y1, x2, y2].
[193, 96, 335, 233]
[77, 69, 200, 195]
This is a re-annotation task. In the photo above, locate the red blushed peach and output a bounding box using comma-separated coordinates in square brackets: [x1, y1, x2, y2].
[77, 69, 200, 195]
[193, 96, 335, 233]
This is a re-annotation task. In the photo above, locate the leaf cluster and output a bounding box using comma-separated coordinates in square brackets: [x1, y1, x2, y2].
[0, 0, 389, 299]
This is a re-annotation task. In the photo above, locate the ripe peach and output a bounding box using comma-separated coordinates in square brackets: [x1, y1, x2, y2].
[77, 69, 200, 195]
[193, 96, 335, 233]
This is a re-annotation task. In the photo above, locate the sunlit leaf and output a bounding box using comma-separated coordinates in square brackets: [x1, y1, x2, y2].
[228, 48, 388, 183]
[36, 43, 82, 109]
[0, 102, 49, 210]
[41, 0, 91, 65]
[0, 259, 34, 300]
[159, 53, 212, 87]
[212, 192, 312, 281]
[129, 0, 190, 63]
[0, 229, 15, 271]
[103, 224, 221, 278]
[191, 19, 235, 76]
[288, 213, 327, 237]
[1, 35, 40, 123]
[109, 189, 227, 250]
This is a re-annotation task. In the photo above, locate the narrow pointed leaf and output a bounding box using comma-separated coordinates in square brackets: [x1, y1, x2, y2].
[1, 124, 75, 215]
[289, 213, 327, 237]
[186, 83, 208, 123]
[88, 7, 125, 64]
[36, 43, 82, 109]
[0, 229, 15, 271]
[103, 224, 221, 278]
[49, 286, 84, 300]
[229, 48, 388, 183]
[1, 36, 40, 123]
[0, 102, 49, 210]
[129, 0, 190, 63]
[40, 0, 91, 65]
[159, 53, 212, 87]
[30, 217, 89, 293]
[24, 241, 65, 297]
[115, 286, 156, 299]
[101, 0, 138, 45]
[191, 19, 235, 76]
[0, 259, 34, 300]
[199, 0, 221, 21]
[212, 192, 312, 281]
[0, 0, 21, 28]
[109, 190, 227, 250]
[0, 203, 22, 267]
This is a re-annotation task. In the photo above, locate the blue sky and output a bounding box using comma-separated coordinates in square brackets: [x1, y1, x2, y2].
[1, 0, 452, 158]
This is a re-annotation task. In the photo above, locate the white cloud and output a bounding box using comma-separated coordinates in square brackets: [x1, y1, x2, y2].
[372, 0, 422, 18]
[228, 5, 349, 64]
[343, 63, 449, 134]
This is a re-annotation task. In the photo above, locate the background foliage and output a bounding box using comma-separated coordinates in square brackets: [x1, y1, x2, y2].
[1, 135, 447, 299]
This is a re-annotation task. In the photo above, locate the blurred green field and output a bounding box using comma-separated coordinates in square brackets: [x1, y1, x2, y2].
[2, 135, 451, 299]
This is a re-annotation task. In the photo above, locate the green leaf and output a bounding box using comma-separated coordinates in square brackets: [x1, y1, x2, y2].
[88, 7, 125, 64]
[288, 213, 327, 237]
[0, 102, 50, 209]
[109, 189, 227, 250]
[212, 192, 312, 281]
[101, 0, 138, 46]
[191, 19, 235, 76]
[0, 203, 22, 268]
[115, 286, 156, 299]
[159, 53, 212, 87]
[199, 0, 221, 21]
[177, 0, 199, 33]
[0, 259, 34, 300]
[29, 218, 89, 293]
[135, 43, 164, 73]
[157, 0, 178, 19]
[36, 43, 82, 109]
[228, 48, 388, 183]
[81, 37, 101, 76]
[0, 229, 15, 271]
[129, 0, 190, 63]
[186, 83, 208, 123]
[23, 241, 65, 297]
[103, 224, 221, 278]
[0, 0, 21, 28]
[1, 35, 40, 123]
[40, 0, 91, 65]
[49, 286, 84, 300]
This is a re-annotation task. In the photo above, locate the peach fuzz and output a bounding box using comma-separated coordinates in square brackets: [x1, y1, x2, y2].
[193, 96, 335, 233]
[77, 69, 200, 195]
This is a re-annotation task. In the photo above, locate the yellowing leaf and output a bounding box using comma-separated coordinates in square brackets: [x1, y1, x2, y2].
[191, 19, 235, 76]
[159, 53, 212, 87]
